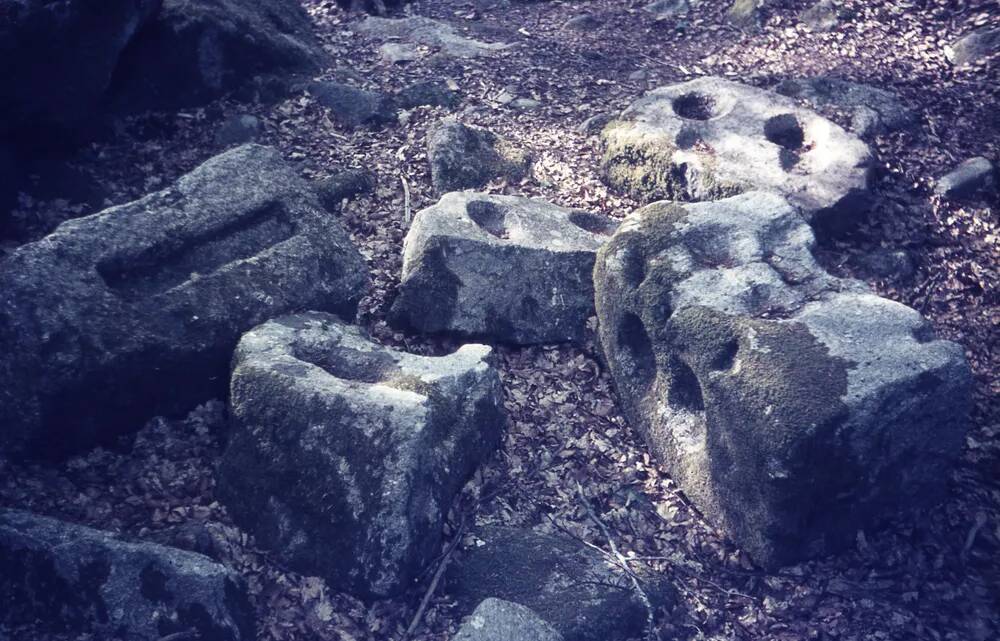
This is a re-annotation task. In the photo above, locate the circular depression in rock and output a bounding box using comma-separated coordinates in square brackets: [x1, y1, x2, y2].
[466, 200, 509, 239]
[764, 114, 805, 150]
[672, 92, 718, 121]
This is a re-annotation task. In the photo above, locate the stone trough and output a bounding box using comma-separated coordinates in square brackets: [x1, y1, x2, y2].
[0, 144, 369, 458]
[217, 313, 505, 598]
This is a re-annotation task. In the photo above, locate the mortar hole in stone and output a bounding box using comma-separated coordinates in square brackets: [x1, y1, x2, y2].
[569, 211, 617, 236]
[97, 202, 294, 300]
[667, 357, 704, 412]
[711, 339, 739, 371]
[673, 92, 718, 121]
[617, 313, 656, 391]
[764, 114, 805, 150]
[466, 200, 509, 239]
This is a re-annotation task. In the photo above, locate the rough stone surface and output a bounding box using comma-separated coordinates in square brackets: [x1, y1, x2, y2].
[314, 169, 378, 212]
[380, 42, 421, 64]
[934, 156, 996, 199]
[217, 313, 505, 598]
[947, 27, 1000, 67]
[0, 0, 160, 141]
[726, 0, 773, 27]
[311, 81, 396, 128]
[453, 599, 564, 641]
[356, 16, 512, 58]
[427, 120, 531, 193]
[391, 192, 617, 344]
[593, 191, 972, 567]
[0, 144, 369, 459]
[799, 0, 842, 32]
[397, 80, 461, 110]
[644, 0, 691, 19]
[447, 526, 670, 641]
[562, 13, 602, 31]
[851, 248, 916, 282]
[0, 509, 253, 641]
[601, 76, 874, 238]
[775, 76, 917, 137]
[108, 0, 326, 113]
[578, 112, 614, 136]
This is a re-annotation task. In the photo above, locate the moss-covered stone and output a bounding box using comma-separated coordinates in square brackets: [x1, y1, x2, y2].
[594, 191, 972, 567]
[217, 313, 505, 598]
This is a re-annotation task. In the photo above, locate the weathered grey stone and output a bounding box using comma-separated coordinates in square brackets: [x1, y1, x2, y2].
[601, 77, 874, 238]
[391, 192, 616, 345]
[0, 0, 160, 140]
[356, 16, 512, 58]
[947, 27, 1000, 67]
[726, 0, 773, 27]
[215, 114, 261, 147]
[799, 0, 842, 32]
[447, 526, 670, 641]
[578, 113, 614, 136]
[852, 248, 916, 282]
[311, 81, 396, 128]
[454, 599, 563, 641]
[0, 509, 253, 641]
[562, 13, 602, 31]
[644, 0, 691, 19]
[775, 77, 917, 137]
[427, 120, 531, 193]
[314, 169, 377, 212]
[0, 144, 369, 458]
[217, 313, 504, 598]
[510, 98, 542, 111]
[935, 157, 996, 199]
[380, 42, 420, 64]
[396, 80, 461, 110]
[593, 191, 972, 568]
[109, 0, 325, 113]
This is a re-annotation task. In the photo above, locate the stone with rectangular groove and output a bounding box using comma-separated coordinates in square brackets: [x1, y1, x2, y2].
[0, 144, 369, 459]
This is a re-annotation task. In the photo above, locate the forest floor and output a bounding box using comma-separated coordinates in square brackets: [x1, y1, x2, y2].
[1, 0, 998, 639]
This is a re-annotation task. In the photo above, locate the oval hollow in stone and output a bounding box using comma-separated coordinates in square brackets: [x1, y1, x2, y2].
[672, 92, 718, 121]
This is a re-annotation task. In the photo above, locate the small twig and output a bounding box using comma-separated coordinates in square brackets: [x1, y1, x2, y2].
[156, 630, 199, 641]
[401, 175, 412, 226]
[400, 518, 467, 641]
[575, 481, 657, 641]
[961, 512, 988, 561]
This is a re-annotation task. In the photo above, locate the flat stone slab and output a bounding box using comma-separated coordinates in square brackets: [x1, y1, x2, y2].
[391, 192, 618, 345]
[426, 120, 530, 193]
[0, 509, 253, 641]
[217, 313, 505, 597]
[446, 525, 670, 641]
[356, 16, 513, 58]
[935, 156, 996, 199]
[0, 144, 369, 458]
[601, 76, 874, 238]
[594, 191, 972, 567]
